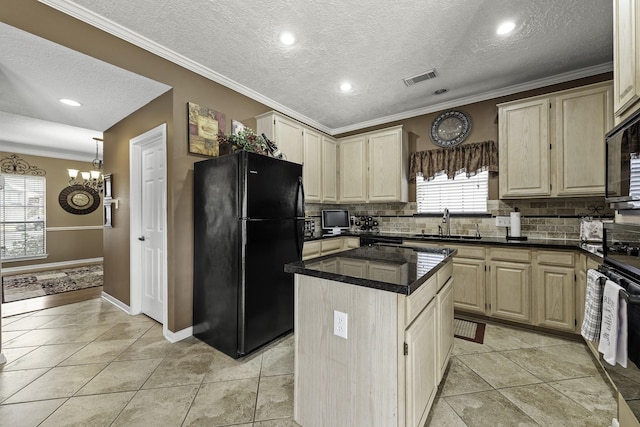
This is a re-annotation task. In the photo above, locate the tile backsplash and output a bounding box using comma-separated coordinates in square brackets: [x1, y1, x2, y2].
[306, 198, 613, 240]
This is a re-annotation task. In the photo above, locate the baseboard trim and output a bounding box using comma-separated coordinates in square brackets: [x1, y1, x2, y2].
[3, 258, 103, 275]
[164, 326, 193, 343]
[101, 291, 131, 314]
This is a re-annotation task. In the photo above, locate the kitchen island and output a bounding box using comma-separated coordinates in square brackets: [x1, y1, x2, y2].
[284, 244, 456, 427]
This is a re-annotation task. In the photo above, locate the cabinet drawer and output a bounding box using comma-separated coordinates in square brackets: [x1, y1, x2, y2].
[302, 241, 321, 260]
[406, 275, 437, 326]
[437, 260, 453, 291]
[536, 250, 575, 267]
[451, 245, 485, 259]
[321, 238, 343, 254]
[343, 237, 360, 250]
[490, 248, 531, 262]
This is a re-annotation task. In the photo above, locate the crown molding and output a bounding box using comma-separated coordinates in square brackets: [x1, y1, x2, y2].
[331, 63, 613, 135]
[38, 1, 612, 137]
[38, 0, 333, 135]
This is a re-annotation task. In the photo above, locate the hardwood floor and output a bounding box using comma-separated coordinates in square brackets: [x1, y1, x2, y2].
[1, 286, 103, 317]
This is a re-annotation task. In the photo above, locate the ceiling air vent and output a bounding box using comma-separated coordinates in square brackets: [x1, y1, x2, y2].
[403, 69, 437, 87]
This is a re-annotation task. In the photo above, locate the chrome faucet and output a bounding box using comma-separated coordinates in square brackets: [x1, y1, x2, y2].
[442, 208, 450, 237]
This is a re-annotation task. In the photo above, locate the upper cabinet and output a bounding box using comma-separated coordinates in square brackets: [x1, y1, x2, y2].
[338, 125, 408, 203]
[256, 112, 304, 164]
[302, 128, 322, 202]
[321, 136, 338, 203]
[498, 81, 613, 199]
[614, 0, 640, 121]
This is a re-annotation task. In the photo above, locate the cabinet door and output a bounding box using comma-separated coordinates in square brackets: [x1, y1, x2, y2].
[302, 241, 321, 260]
[368, 262, 402, 284]
[337, 259, 368, 277]
[368, 128, 407, 202]
[498, 98, 551, 198]
[405, 301, 438, 427]
[536, 265, 575, 331]
[614, 0, 640, 116]
[452, 257, 486, 314]
[343, 237, 360, 250]
[321, 136, 338, 203]
[555, 84, 612, 196]
[437, 278, 454, 382]
[489, 261, 532, 323]
[576, 262, 587, 333]
[303, 128, 322, 202]
[339, 135, 367, 203]
[275, 115, 304, 165]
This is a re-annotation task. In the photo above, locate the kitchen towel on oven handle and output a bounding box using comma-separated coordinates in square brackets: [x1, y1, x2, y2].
[582, 269, 607, 341]
[598, 279, 628, 368]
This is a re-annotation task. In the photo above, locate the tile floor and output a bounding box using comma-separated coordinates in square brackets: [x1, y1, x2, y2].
[0, 298, 617, 426]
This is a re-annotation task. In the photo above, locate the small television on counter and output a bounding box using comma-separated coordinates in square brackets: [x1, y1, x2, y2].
[321, 209, 350, 235]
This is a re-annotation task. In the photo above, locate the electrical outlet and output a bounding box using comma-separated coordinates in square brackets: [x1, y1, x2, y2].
[495, 216, 511, 227]
[333, 310, 348, 339]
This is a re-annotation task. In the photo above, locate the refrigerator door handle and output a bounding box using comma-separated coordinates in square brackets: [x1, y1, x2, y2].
[295, 176, 305, 259]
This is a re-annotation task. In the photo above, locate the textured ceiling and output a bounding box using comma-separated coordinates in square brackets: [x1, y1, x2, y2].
[41, 0, 612, 133]
[0, 1, 613, 157]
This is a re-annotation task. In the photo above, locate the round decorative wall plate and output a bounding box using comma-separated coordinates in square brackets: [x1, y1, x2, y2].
[430, 110, 472, 147]
[59, 185, 101, 215]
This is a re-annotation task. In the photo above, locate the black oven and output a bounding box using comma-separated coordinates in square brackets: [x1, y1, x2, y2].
[603, 222, 640, 280]
[606, 108, 640, 210]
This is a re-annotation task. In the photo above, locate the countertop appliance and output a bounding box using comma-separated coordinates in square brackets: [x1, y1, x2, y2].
[606, 107, 640, 209]
[193, 151, 304, 359]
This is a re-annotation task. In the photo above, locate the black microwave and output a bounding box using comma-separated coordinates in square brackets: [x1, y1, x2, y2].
[606, 108, 640, 209]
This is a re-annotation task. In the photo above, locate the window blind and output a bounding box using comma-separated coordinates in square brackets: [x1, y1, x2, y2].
[416, 169, 488, 213]
[416, 252, 446, 278]
[630, 155, 640, 198]
[0, 174, 46, 259]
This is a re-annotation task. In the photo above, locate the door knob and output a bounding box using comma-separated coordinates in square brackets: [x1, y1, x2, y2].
[138, 236, 145, 241]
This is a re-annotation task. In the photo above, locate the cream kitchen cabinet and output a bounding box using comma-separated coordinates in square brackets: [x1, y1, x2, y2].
[498, 81, 613, 198]
[338, 134, 368, 203]
[450, 245, 487, 315]
[614, 0, 640, 120]
[303, 128, 322, 202]
[321, 136, 338, 203]
[488, 248, 533, 324]
[338, 125, 408, 203]
[256, 112, 304, 164]
[534, 250, 576, 332]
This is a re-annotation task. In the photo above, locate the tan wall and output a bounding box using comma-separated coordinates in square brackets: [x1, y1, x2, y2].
[0, 152, 103, 268]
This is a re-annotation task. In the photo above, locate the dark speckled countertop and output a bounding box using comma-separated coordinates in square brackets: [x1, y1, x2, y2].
[284, 244, 456, 295]
[305, 231, 603, 258]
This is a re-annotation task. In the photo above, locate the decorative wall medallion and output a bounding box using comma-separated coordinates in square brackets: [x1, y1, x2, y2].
[0, 154, 46, 175]
[58, 185, 100, 215]
[430, 110, 472, 147]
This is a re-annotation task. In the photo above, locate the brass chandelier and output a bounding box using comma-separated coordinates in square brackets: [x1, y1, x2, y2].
[67, 137, 103, 193]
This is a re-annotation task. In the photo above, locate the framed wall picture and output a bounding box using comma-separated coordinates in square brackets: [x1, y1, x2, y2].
[103, 173, 113, 199]
[187, 102, 226, 157]
[231, 120, 246, 135]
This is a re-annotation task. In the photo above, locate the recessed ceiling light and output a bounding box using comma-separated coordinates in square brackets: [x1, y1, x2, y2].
[59, 98, 82, 107]
[434, 88, 448, 95]
[496, 21, 516, 35]
[279, 32, 296, 46]
[340, 82, 352, 92]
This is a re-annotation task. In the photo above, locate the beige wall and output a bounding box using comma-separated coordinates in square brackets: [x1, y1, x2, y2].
[0, 152, 103, 268]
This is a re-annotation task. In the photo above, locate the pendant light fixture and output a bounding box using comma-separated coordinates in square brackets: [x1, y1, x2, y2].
[67, 137, 104, 192]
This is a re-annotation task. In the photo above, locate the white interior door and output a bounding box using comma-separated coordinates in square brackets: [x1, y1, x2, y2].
[130, 124, 167, 326]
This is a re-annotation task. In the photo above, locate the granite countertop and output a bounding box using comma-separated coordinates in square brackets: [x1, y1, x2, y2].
[284, 245, 456, 295]
[305, 231, 603, 258]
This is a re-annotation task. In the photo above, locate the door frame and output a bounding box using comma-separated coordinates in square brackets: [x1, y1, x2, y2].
[129, 123, 168, 334]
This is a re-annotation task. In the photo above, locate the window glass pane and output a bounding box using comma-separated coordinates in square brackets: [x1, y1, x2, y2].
[0, 174, 46, 259]
[416, 170, 488, 213]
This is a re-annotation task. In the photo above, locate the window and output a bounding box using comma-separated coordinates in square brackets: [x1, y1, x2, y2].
[0, 174, 46, 260]
[416, 169, 488, 213]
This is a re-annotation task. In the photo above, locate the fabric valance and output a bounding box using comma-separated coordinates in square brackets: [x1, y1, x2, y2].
[409, 140, 498, 181]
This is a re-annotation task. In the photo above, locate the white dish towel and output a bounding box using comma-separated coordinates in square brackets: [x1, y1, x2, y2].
[582, 269, 607, 341]
[598, 280, 628, 368]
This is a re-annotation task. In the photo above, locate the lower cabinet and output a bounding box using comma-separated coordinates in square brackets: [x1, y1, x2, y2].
[436, 278, 454, 381]
[302, 236, 360, 260]
[535, 264, 575, 331]
[451, 246, 486, 315]
[489, 259, 532, 324]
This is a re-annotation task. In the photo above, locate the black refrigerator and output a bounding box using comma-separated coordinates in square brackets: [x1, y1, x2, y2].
[193, 151, 304, 359]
